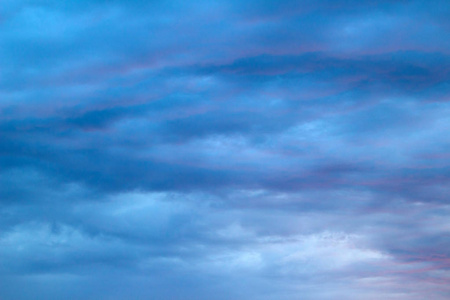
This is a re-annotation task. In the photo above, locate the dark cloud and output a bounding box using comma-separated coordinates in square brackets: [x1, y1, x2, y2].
[1, 0, 450, 299]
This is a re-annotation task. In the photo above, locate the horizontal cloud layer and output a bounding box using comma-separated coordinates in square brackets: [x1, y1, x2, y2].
[1, 0, 449, 299]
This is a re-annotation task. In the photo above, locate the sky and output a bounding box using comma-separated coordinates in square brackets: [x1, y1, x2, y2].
[0, 0, 450, 299]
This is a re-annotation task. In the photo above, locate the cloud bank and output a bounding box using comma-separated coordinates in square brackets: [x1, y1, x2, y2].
[1, 0, 449, 299]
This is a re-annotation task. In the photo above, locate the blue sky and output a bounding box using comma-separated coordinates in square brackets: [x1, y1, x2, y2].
[1, 1, 450, 299]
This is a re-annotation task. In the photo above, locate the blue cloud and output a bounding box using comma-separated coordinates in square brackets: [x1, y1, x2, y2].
[1, 0, 450, 299]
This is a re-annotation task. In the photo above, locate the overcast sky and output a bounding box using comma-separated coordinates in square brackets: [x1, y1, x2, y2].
[1, 0, 450, 299]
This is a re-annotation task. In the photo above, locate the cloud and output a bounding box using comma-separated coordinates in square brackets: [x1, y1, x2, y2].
[1, 0, 450, 299]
